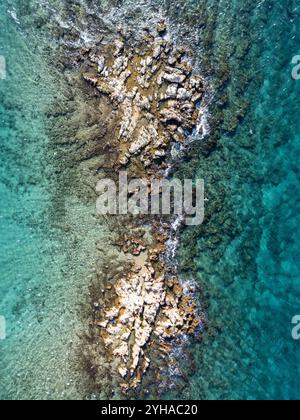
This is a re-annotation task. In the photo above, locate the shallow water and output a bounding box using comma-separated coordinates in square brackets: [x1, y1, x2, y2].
[0, 0, 300, 400]
[0, 1, 108, 399]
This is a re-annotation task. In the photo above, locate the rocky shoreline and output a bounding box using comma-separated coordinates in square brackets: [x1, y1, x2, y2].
[80, 21, 206, 395]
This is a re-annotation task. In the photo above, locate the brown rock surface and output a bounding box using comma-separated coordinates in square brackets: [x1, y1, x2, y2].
[84, 23, 204, 394]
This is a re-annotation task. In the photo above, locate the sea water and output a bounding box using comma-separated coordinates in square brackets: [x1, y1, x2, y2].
[169, 0, 300, 400]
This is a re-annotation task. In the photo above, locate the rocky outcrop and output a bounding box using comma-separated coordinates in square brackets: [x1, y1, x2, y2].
[84, 21, 204, 394]
[94, 228, 200, 390]
[82, 21, 204, 174]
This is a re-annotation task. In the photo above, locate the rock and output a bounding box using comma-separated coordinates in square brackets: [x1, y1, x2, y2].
[177, 88, 192, 101]
[119, 155, 129, 166]
[127, 86, 138, 100]
[83, 25, 204, 391]
[162, 72, 186, 84]
[177, 60, 193, 75]
[160, 109, 183, 125]
[97, 321, 108, 328]
[192, 92, 203, 104]
[129, 128, 151, 155]
[142, 158, 152, 168]
[157, 72, 163, 86]
[113, 341, 129, 359]
[153, 45, 162, 59]
[119, 367, 128, 378]
[143, 357, 150, 373]
[97, 56, 105, 73]
[190, 76, 203, 90]
[121, 69, 132, 83]
[151, 64, 160, 75]
[173, 133, 185, 143]
[165, 84, 178, 99]
[165, 66, 184, 75]
[89, 53, 99, 63]
[113, 56, 128, 76]
[157, 21, 167, 35]
[154, 149, 166, 159]
[168, 56, 177, 66]
[134, 94, 151, 111]
[137, 75, 150, 89]
[96, 81, 114, 95]
[146, 56, 153, 67]
[106, 307, 120, 320]
[118, 99, 136, 140]
[114, 39, 125, 57]
[83, 73, 98, 86]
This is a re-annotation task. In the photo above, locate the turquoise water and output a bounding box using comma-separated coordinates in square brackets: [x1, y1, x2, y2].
[0, 0, 300, 400]
[0, 1, 105, 399]
[171, 0, 300, 400]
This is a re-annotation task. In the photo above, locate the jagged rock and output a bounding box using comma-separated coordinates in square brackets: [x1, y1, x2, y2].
[151, 64, 160, 74]
[134, 94, 151, 111]
[96, 81, 114, 95]
[160, 109, 183, 125]
[120, 69, 132, 83]
[173, 133, 185, 143]
[168, 56, 177, 66]
[142, 158, 152, 168]
[83, 73, 98, 86]
[119, 99, 136, 140]
[177, 88, 192, 101]
[153, 44, 162, 59]
[114, 40, 125, 57]
[153, 149, 166, 159]
[119, 156, 129, 166]
[146, 56, 153, 67]
[129, 128, 151, 155]
[113, 56, 128, 75]
[192, 92, 203, 104]
[97, 56, 105, 73]
[97, 321, 108, 328]
[190, 76, 203, 90]
[84, 23, 204, 391]
[119, 367, 128, 378]
[127, 86, 138, 100]
[177, 60, 193, 75]
[106, 307, 120, 320]
[137, 74, 150, 89]
[165, 84, 178, 99]
[157, 21, 167, 35]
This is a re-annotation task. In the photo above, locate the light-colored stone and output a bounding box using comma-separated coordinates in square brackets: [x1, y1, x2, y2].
[129, 127, 151, 155]
[162, 72, 186, 84]
[166, 84, 178, 99]
[177, 88, 192, 101]
[114, 40, 125, 56]
[83, 23, 204, 392]
[97, 56, 105, 73]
